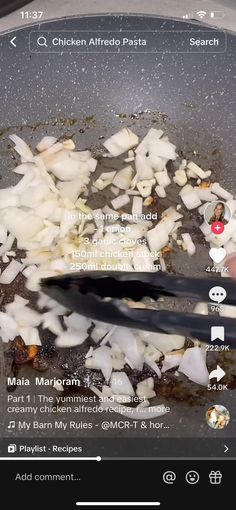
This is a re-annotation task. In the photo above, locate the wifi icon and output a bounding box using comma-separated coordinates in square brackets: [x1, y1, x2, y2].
[196, 10, 207, 18]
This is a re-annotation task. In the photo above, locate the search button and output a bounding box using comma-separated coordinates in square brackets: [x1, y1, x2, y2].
[37, 36, 48, 47]
[163, 471, 176, 484]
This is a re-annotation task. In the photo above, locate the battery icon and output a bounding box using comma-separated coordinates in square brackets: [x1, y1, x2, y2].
[210, 11, 225, 19]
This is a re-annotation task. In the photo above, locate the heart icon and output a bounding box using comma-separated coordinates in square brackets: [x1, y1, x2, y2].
[209, 247, 226, 264]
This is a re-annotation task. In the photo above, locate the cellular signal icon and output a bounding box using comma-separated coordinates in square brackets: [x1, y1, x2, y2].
[182, 14, 190, 19]
[196, 11, 207, 19]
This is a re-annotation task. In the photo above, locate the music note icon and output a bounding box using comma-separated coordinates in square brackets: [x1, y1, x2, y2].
[7, 421, 16, 429]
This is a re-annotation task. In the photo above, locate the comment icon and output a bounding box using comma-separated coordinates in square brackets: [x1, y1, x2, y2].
[209, 286, 227, 304]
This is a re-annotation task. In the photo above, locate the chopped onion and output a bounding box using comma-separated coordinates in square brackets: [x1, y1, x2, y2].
[195, 188, 217, 202]
[9, 134, 34, 161]
[36, 136, 58, 152]
[187, 161, 209, 179]
[111, 194, 130, 210]
[56, 330, 87, 348]
[13, 306, 41, 327]
[0, 260, 23, 284]
[155, 185, 166, 198]
[132, 196, 143, 216]
[137, 180, 155, 197]
[155, 169, 171, 188]
[193, 302, 208, 315]
[147, 218, 175, 252]
[112, 166, 133, 190]
[18, 326, 41, 346]
[211, 183, 233, 201]
[136, 378, 156, 399]
[161, 352, 183, 372]
[0, 312, 18, 342]
[181, 233, 196, 256]
[134, 155, 154, 180]
[103, 128, 139, 156]
[110, 327, 143, 371]
[179, 346, 209, 386]
[110, 372, 134, 396]
[181, 190, 202, 210]
[0, 225, 8, 245]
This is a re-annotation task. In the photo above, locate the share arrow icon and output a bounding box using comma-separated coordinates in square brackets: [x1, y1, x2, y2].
[209, 365, 226, 382]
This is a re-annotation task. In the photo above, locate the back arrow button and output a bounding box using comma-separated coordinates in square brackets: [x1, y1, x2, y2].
[10, 36, 17, 47]
[224, 445, 229, 453]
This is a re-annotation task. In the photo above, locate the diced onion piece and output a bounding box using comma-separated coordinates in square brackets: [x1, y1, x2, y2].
[9, 134, 34, 161]
[110, 185, 119, 196]
[179, 346, 209, 386]
[193, 302, 208, 315]
[147, 218, 174, 252]
[195, 188, 217, 202]
[137, 180, 155, 197]
[86, 346, 113, 381]
[179, 184, 194, 196]
[132, 196, 143, 216]
[0, 260, 23, 284]
[181, 190, 202, 210]
[18, 326, 41, 346]
[42, 312, 63, 335]
[148, 139, 176, 160]
[142, 331, 185, 354]
[111, 194, 130, 210]
[13, 306, 41, 327]
[36, 136, 58, 152]
[161, 207, 183, 222]
[161, 352, 183, 372]
[226, 199, 236, 216]
[0, 312, 18, 342]
[110, 327, 143, 371]
[134, 155, 154, 180]
[136, 378, 156, 399]
[110, 372, 135, 396]
[219, 305, 236, 318]
[64, 312, 90, 332]
[1, 207, 44, 242]
[0, 225, 8, 245]
[155, 185, 166, 198]
[181, 233, 196, 256]
[56, 330, 87, 348]
[187, 161, 208, 179]
[211, 183, 233, 201]
[103, 128, 139, 156]
[132, 245, 155, 271]
[112, 166, 133, 190]
[173, 169, 187, 186]
[0, 190, 19, 209]
[135, 128, 164, 155]
[155, 169, 171, 188]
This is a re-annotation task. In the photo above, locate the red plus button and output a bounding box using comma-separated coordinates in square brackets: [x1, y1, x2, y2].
[211, 221, 225, 234]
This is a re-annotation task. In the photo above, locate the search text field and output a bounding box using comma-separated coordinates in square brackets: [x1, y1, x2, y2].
[29, 30, 226, 53]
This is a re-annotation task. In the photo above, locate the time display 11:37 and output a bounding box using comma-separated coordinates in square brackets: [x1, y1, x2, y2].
[20, 12, 44, 20]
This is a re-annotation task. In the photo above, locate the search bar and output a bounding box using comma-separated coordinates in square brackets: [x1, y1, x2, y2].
[29, 30, 226, 53]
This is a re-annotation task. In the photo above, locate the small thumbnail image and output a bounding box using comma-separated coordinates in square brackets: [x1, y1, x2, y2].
[206, 404, 230, 429]
[204, 201, 231, 226]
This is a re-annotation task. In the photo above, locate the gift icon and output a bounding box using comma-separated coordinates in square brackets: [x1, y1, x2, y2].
[209, 471, 222, 484]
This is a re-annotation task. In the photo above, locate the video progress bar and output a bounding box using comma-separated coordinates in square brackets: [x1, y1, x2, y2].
[0, 457, 101, 461]
[76, 504, 160, 507]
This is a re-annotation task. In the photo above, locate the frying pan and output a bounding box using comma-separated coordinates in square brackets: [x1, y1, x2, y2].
[0, 14, 235, 453]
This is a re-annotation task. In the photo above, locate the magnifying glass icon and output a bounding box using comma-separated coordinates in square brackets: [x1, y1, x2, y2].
[37, 36, 48, 47]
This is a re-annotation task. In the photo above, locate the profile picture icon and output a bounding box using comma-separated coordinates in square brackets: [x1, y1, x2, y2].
[204, 201, 231, 226]
[206, 405, 230, 430]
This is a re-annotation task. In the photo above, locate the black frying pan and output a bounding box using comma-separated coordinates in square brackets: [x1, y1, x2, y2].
[0, 15, 235, 447]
